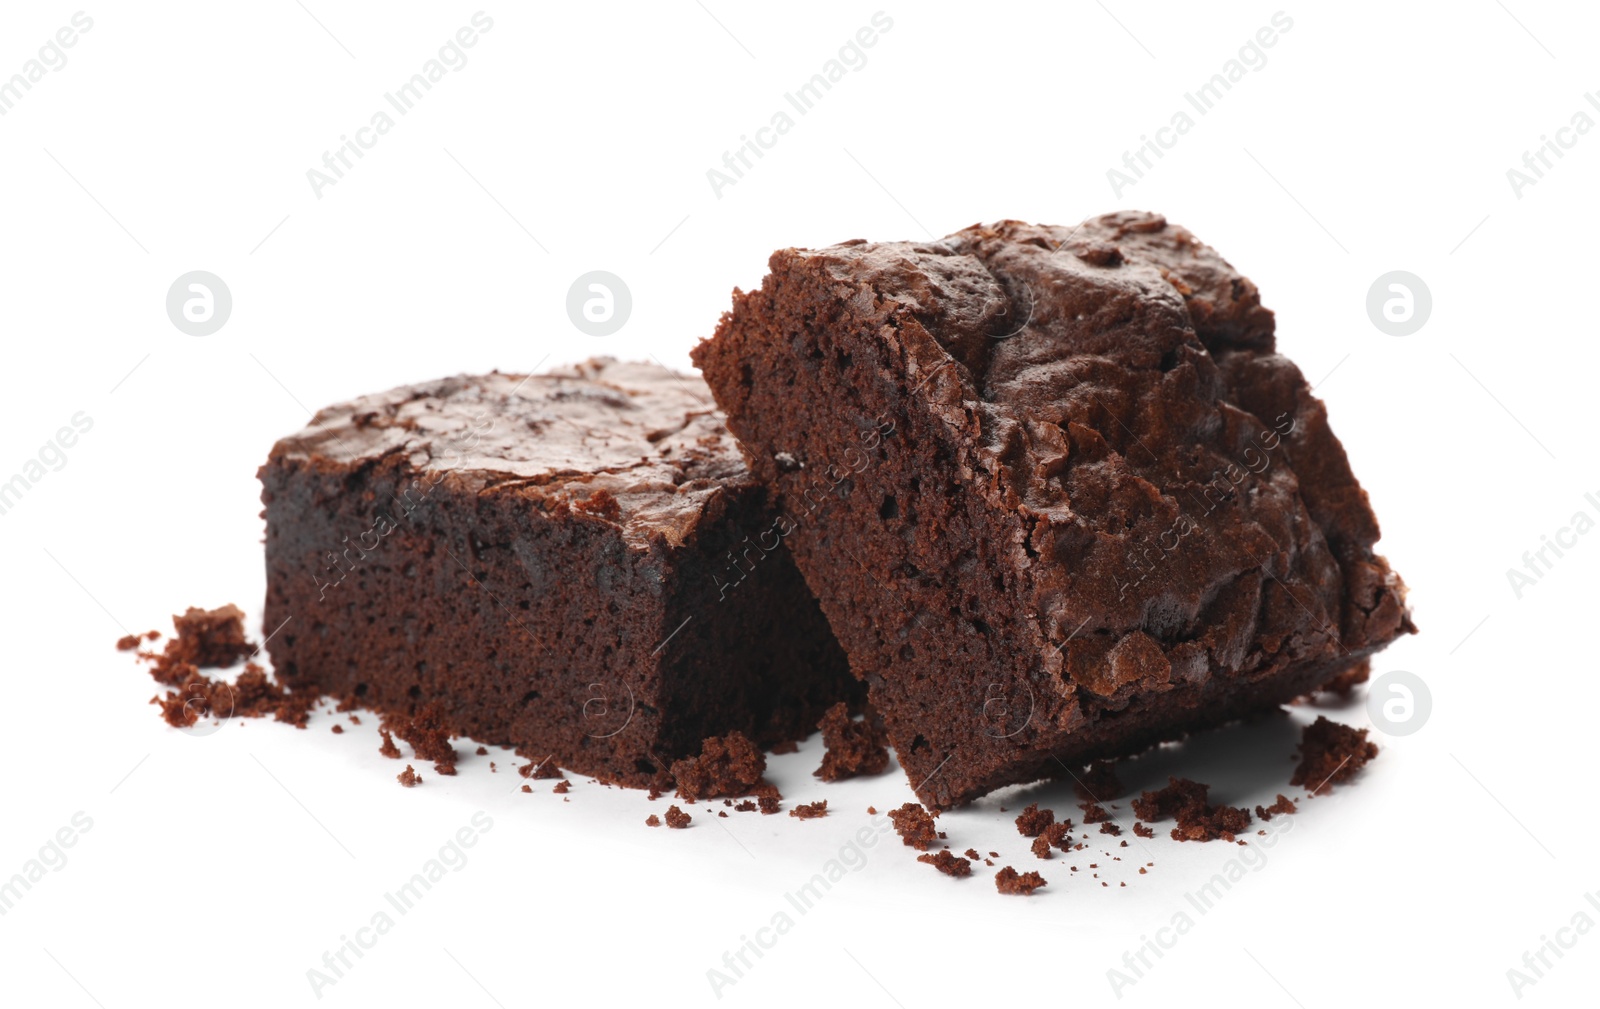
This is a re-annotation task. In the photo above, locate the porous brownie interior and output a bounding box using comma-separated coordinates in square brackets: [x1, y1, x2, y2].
[694, 213, 1412, 807]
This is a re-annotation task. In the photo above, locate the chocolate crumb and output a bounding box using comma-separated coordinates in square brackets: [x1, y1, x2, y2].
[1099, 821, 1122, 836]
[646, 814, 661, 827]
[475, 746, 488, 756]
[789, 800, 828, 820]
[813, 702, 890, 781]
[671, 731, 767, 801]
[553, 780, 571, 794]
[1255, 794, 1297, 820]
[917, 850, 972, 877]
[397, 765, 420, 788]
[520, 784, 531, 793]
[1292, 717, 1378, 794]
[995, 866, 1047, 895]
[1080, 802, 1112, 824]
[964, 848, 981, 860]
[1014, 803, 1054, 837]
[664, 805, 691, 829]
[331, 724, 344, 734]
[1133, 822, 1155, 838]
[888, 802, 939, 850]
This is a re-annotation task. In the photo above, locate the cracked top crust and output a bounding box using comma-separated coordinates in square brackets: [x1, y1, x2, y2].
[267, 358, 747, 548]
[772, 211, 1411, 706]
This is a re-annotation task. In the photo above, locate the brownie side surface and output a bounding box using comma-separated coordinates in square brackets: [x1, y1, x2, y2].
[260, 359, 852, 786]
[692, 213, 1413, 807]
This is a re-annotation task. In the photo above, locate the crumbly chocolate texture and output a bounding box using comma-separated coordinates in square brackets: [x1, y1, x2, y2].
[1292, 716, 1378, 794]
[260, 359, 855, 789]
[814, 702, 890, 781]
[1031, 821, 1072, 859]
[664, 805, 691, 828]
[397, 765, 421, 787]
[1255, 794, 1297, 820]
[1014, 803, 1054, 837]
[671, 731, 767, 801]
[133, 606, 323, 730]
[888, 802, 939, 850]
[1133, 776, 1252, 842]
[789, 800, 828, 819]
[995, 866, 1047, 895]
[918, 850, 972, 876]
[693, 213, 1415, 808]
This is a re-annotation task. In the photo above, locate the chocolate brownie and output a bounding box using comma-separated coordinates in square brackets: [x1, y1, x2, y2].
[692, 212, 1414, 808]
[260, 359, 854, 787]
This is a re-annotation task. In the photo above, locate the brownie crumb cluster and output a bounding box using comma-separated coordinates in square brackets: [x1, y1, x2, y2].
[995, 866, 1047, 896]
[789, 800, 828, 820]
[1292, 716, 1380, 794]
[888, 803, 939, 850]
[664, 805, 692, 829]
[132, 605, 316, 730]
[917, 850, 972, 877]
[382, 703, 459, 776]
[1132, 777, 1252, 843]
[1014, 803, 1055, 837]
[671, 731, 768, 802]
[813, 703, 890, 781]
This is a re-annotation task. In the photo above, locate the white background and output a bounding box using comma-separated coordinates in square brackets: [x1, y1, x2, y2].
[1, 2, 1596, 1006]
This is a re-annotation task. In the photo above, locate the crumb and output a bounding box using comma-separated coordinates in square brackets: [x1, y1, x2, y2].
[646, 814, 661, 827]
[888, 802, 939, 850]
[671, 731, 767, 801]
[381, 703, 458, 775]
[813, 702, 890, 781]
[170, 604, 254, 669]
[964, 848, 981, 860]
[1074, 759, 1122, 802]
[1255, 794, 1297, 821]
[995, 866, 1047, 895]
[116, 633, 148, 651]
[665, 805, 691, 829]
[789, 800, 828, 819]
[1131, 777, 1210, 822]
[867, 805, 877, 815]
[1030, 821, 1072, 860]
[1134, 776, 1251, 842]
[719, 811, 728, 817]
[918, 850, 972, 877]
[1133, 822, 1154, 838]
[756, 786, 782, 815]
[397, 765, 420, 788]
[769, 739, 799, 755]
[331, 724, 343, 734]
[1292, 716, 1379, 794]
[1080, 802, 1111, 824]
[519, 758, 564, 780]
[475, 746, 488, 756]
[376, 729, 402, 758]
[1099, 821, 1122, 836]
[520, 785, 531, 793]
[553, 780, 570, 795]
[734, 800, 757, 813]
[1015, 803, 1054, 837]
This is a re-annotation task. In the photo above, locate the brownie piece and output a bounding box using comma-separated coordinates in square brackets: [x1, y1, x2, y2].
[692, 212, 1414, 808]
[260, 359, 854, 787]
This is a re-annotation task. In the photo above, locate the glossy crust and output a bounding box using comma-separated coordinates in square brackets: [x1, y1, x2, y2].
[693, 212, 1413, 808]
[259, 359, 854, 786]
